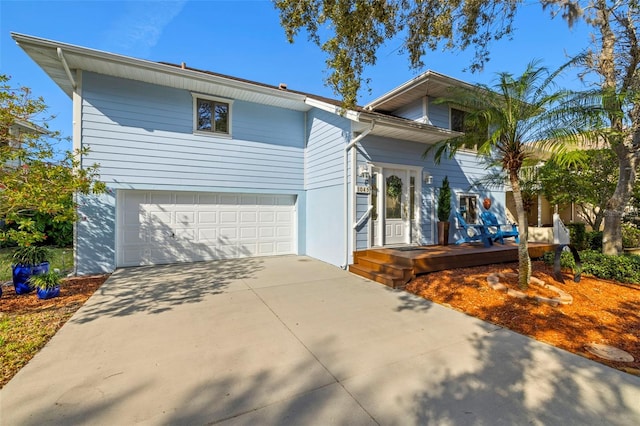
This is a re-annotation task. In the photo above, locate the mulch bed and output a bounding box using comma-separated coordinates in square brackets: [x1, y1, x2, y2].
[1, 275, 109, 314]
[405, 261, 640, 375]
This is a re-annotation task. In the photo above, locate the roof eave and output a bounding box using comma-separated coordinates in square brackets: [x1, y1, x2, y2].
[11, 32, 310, 111]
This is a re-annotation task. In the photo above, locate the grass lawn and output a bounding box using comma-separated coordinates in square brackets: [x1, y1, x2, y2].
[0, 246, 74, 282]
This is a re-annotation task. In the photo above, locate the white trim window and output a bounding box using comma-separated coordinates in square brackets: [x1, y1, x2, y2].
[459, 193, 479, 223]
[451, 107, 465, 132]
[193, 94, 233, 136]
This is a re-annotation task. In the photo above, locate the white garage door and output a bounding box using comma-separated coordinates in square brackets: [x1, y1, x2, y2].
[117, 191, 296, 267]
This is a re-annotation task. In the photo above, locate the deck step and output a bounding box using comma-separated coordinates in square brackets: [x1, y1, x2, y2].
[354, 249, 413, 267]
[355, 255, 412, 277]
[348, 264, 407, 289]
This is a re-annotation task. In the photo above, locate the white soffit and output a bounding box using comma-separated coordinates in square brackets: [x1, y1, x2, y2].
[11, 33, 310, 112]
[365, 70, 477, 113]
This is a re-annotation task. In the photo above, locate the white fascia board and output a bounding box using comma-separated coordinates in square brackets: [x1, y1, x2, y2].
[358, 111, 459, 134]
[365, 73, 430, 111]
[304, 97, 360, 121]
[12, 33, 308, 107]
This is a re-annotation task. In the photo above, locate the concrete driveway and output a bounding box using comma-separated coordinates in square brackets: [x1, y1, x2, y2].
[2, 255, 639, 425]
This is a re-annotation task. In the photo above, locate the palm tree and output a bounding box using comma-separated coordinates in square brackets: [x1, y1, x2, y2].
[428, 61, 581, 289]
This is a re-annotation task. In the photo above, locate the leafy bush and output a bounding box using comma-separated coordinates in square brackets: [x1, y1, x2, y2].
[622, 222, 640, 248]
[566, 223, 587, 250]
[2, 212, 73, 248]
[544, 249, 640, 284]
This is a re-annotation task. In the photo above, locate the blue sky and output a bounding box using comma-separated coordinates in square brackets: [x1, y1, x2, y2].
[1, 0, 593, 149]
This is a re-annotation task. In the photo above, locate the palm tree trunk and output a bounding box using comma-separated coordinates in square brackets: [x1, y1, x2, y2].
[603, 145, 637, 254]
[510, 171, 531, 289]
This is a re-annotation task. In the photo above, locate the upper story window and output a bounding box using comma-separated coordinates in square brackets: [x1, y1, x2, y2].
[451, 108, 465, 132]
[193, 95, 232, 136]
[451, 107, 486, 152]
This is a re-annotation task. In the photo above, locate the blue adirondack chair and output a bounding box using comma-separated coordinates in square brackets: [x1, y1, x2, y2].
[454, 210, 493, 247]
[480, 210, 520, 244]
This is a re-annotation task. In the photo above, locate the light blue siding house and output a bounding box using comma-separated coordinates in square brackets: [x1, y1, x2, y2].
[13, 33, 508, 276]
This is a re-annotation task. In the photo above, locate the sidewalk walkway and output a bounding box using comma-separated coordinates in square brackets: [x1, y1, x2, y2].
[2, 256, 639, 425]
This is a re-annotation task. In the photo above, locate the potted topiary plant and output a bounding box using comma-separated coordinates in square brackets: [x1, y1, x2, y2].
[29, 270, 62, 300]
[437, 176, 452, 245]
[12, 246, 50, 294]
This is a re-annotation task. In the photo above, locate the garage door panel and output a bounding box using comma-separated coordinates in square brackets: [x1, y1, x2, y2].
[240, 195, 258, 205]
[147, 210, 172, 224]
[149, 193, 173, 204]
[277, 226, 292, 237]
[259, 228, 275, 238]
[240, 211, 257, 222]
[198, 228, 217, 241]
[258, 242, 275, 255]
[275, 195, 295, 205]
[276, 211, 292, 222]
[198, 194, 218, 204]
[121, 228, 144, 244]
[219, 211, 237, 223]
[219, 194, 238, 204]
[240, 227, 257, 239]
[198, 211, 217, 224]
[176, 211, 196, 225]
[176, 193, 197, 204]
[118, 191, 296, 267]
[276, 241, 292, 252]
[259, 212, 275, 223]
[219, 227, 238, 239]
[175, 229, 195, 240]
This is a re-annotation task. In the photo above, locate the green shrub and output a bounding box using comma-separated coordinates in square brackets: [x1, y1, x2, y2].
[544, 249, 640, 284]
[566, 223, 587, 250]
[622, 222, 640, 248]
[2, 214, 73, 248]
[33, 212, 74, 247]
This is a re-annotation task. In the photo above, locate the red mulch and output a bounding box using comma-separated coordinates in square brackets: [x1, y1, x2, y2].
[1, 275, 109, 314]
[405, 261, 640, 375]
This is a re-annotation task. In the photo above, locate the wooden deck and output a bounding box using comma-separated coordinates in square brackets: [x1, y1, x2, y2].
[349, 242, 556, 289]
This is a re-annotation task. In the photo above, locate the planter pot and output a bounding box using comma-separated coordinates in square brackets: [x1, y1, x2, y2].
[623, 247, 640, 256]
[36, 286, 60, 300]
[12, 262, 50, 295]
[438, 221, 450, 246]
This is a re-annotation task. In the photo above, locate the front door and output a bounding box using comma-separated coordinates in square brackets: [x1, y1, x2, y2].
[383, 169, 409, 245]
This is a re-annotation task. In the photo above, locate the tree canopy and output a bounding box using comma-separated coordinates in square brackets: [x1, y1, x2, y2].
[538, 149, 618, 230]
[274, 0, 520, 107]
[0, 74, 105, 246]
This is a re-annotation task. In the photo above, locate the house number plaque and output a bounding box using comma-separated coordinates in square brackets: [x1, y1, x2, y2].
[356, 185, 371, 194]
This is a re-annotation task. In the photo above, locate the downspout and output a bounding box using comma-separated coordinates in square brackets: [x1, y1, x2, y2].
[342, 121, 375, 269]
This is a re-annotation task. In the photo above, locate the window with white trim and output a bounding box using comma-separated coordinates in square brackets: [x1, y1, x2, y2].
[193, 95, 232, 136]
[459, 194, 479, 223]
[451, 108, 465, 132]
